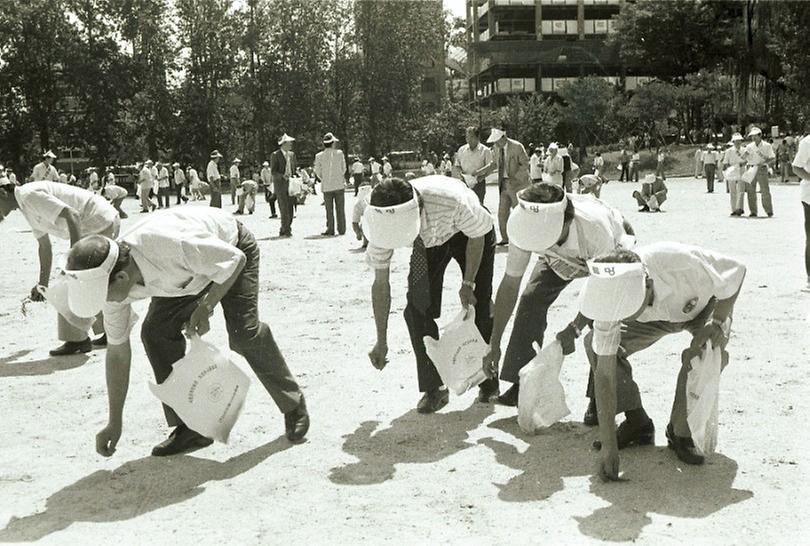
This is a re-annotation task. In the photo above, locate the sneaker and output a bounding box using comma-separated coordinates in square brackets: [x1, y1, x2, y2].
[495, 383, 519, 407]
[416, 388, 449, 414]
[49, 338, 92, 356]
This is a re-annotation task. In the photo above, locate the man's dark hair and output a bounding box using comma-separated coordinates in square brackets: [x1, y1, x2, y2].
[324, 142, 333, 148]
[369, 177, 413, 207]
[520, 183, 575, 224]
[66, 236, 132, 281]
[466, 126, 480, 139]
[593, 248, 641, 264]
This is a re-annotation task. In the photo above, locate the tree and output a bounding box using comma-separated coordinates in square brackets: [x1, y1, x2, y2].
[557, 77, 619, 148]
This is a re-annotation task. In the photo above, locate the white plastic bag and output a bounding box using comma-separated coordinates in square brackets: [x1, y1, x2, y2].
[723, 165, 740, 182]
[149, 336, 251, 443]
[741, 166, 758, 184]
[517, 340, 570, 434]
[288, 177, 303, 196]
[38, 282, 96, 331]
[541, 172, 552, 183]
[423, 309, 488, 396]
[686, 340, 721, 455]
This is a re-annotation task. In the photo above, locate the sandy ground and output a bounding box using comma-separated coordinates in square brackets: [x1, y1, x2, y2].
[1, 178, 808, 545]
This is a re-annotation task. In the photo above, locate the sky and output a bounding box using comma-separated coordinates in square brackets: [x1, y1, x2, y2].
[444, 0, 467, 19]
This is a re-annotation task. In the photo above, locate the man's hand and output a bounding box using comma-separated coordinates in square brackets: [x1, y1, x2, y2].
[30, 284, 45, 302]
[186, 302, 213, 337]
[459, 283, 477, 309]
[353, 225, 364, 241]
[369, 341, 388, 370]
[96, 422, 122, 457]
[555, 323, 580, 356]
[689, 321, 726, 355]
[482, 345, 501, 379]
[598, 448, 621, 482]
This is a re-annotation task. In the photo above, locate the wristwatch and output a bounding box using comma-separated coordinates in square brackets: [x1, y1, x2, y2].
[462, 280, 476, 290]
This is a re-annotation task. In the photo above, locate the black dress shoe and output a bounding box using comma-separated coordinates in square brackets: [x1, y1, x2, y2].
[285, 395, 310, 443]
[496, 383, 519, 407]
[593, 418, 655, 450]
[666, 423, 704, 465]
[496, 240, 509, 247]
[321, 231, 335, 236]
[49, 338, 92, 356]
[476, 383, 499, 403]
[92, 334, 107, 347]
[416, 388, 449, 414]
[151, 425, 213, 457]
[583, 398, 599, 426]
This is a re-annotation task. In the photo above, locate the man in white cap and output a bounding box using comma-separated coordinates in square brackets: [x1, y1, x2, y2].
[482, 182, 635, 415]
[261, 160, 277, 218]
[790, 122, 810, 291]
[703, 144, 719, 193]
[173, 162, 188, 205]
[157, 161, 170, 208]
[0, 178, 119, 355]
[32, 151, 60, 182]
[382, 156, 393, 179]
[579, 243, 745, 480]
[475, 127, 530, 246]
[722, 133, 748, 216]
[453, 126, 492, 203]
[61, 207, 310, 457]
[138, 160, 156, 213]
[229, 157, 241, 206]
[270, 134, 296, 237]
[313, 132, 348, 236]
[743, 126, 775, 217]
[543, 143, 564, 186]
[207, 150, 224, 208]
[366, 175, 499, 412]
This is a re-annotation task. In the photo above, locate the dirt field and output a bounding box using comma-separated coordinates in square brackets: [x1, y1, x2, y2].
[1, 178, 808, 545]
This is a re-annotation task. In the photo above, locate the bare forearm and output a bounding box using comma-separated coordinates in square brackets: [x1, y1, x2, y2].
[372, 280, 391, 344]
[105, 344, 132, 426]
[200, 256, 247, 310]
[490, 278, 520, 349]
[794, 165, 810, 181]
[37, 238, 52, 286]
[463, 236, 484, 284]
[595, 356, 618, 451]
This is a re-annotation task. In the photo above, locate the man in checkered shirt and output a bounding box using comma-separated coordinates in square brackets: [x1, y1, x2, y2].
[364, 175, 498, 413]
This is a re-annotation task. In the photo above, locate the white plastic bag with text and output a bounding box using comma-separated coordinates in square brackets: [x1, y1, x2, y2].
[423, 309, 488, 396]
[517, 340, 570, 434]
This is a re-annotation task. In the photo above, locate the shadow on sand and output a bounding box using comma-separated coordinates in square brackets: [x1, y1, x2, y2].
[0, 438, 291, 542]
[0, 352, 90, 379]
[479, 417, 753, 542]
[329, 403, 495, 486]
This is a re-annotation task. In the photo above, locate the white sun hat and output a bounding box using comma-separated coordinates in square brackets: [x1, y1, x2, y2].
[278, 133, 296, 145]
[63, 237, 120, 318]
[731, 133, 744, 142]
[506, 190, 568, 254]
[43, 150, 57, 159]
[579, 260, 647, 322]
[747, 126, 762, 137]
[486, 128, 505, 144]
[323, 132, 339, 144]
[361, 189, 420, 249]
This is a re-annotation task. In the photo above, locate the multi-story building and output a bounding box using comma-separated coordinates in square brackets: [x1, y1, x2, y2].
[467, 0, 650, 105]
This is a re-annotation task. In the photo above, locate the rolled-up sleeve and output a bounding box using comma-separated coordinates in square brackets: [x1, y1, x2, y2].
[592, 320, 622, 357]
[453, 197, 493, 239]
[104, 302, 139, 346]
[181, 237, 245, 284]
[696, 250, 746, 300]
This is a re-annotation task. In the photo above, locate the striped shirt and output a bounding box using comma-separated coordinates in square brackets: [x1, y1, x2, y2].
[366, 175, 494, 269]
[505, 194, 629, 281]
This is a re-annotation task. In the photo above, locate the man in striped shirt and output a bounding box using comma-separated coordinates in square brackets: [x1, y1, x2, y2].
[365, 175, 498, 413]
[482, 183, 636, 420]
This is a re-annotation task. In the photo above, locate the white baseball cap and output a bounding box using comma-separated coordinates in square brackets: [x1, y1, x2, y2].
[579, 260, 647, 322]
[506, 190, 568, 254]
[747, 126, 762, 137]
[63, 236, 120, 318]
[486, 128, 505, 144]
[731, 133, 744, 142]
[362, 188, 420, 249]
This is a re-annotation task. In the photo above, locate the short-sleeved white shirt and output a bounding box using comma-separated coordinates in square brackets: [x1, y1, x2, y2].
[104, 184, 128, 200]
[207, 160, 221, 182]
[744, 140, 775, 166]
[103, 208, 243, 345]
[592, 242, 746, 356]
[791, 134, 810, 204]
[15, 181, 118, 239]
[230, 164, 240, 180]
[366, 175, 494, 270]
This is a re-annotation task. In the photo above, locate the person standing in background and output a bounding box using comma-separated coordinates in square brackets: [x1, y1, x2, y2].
[543, 143, 564, 187]
[453, 126, 492, 204]
[32, 151, 60, 182]
[618, 148, 630, 182]
[743, 127, 776, 217]
[593, 152, 605, 178]
[270, 134, 297, 237]
[207, 150, 224, 208]
[529, 147, 543, 183]
[157, 162, 170, 208]
[694, 147, 704, 179]
[655, 148, 666, 180]
[351, 156, 365, 196]
[790, 126, 810, 292]
[138, 160, 156, 213]
[703, 144, 718, 193]
[229, 157, 242, 206]
[723, 134, 747, 216]
[173, 162, 188, 205]
[382, 156, 393, 180]
[314, 132, 348, 237]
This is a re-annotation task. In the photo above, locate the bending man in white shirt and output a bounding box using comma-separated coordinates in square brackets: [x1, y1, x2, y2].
[62, 207, 310, 457]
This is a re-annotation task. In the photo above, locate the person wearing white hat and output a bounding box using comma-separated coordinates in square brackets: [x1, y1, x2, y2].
[260, 160, 277, 217]
[365, 176, 499, 412]
[743, 126, 775, 217]
[314, 132, 348, 236]
[633, 174, 668, 212]
[229, 157, 242, 206]
[482, 182, 635, 414]
[369, 156, 382, 185]
[138, 160, 156, 213]
[88, 167, 100, 192]
[150, 161, 159, 200]
[579, 243, 745, 480]
[440, 153, 453, 177]
[453, 126, 493, 203]
[790, 123, 810, 291]
[475, 127, 530, 246]
[61, 207, 310, 457]
[206, 150, 224, 208]
[156, 161, 170, 208]
[543, 143, 564, 186]
[172, 162, 188, 205]
[101, 181, 129, 218]
[31, 150, 60, 182]
[703, 143, 719, 192]
[270, 134, 297, 236]
[382, 156, 393, 179]
[722, 133, 748, 216]
[0, 179, 120, 355]
[187, 164, 204, 201]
